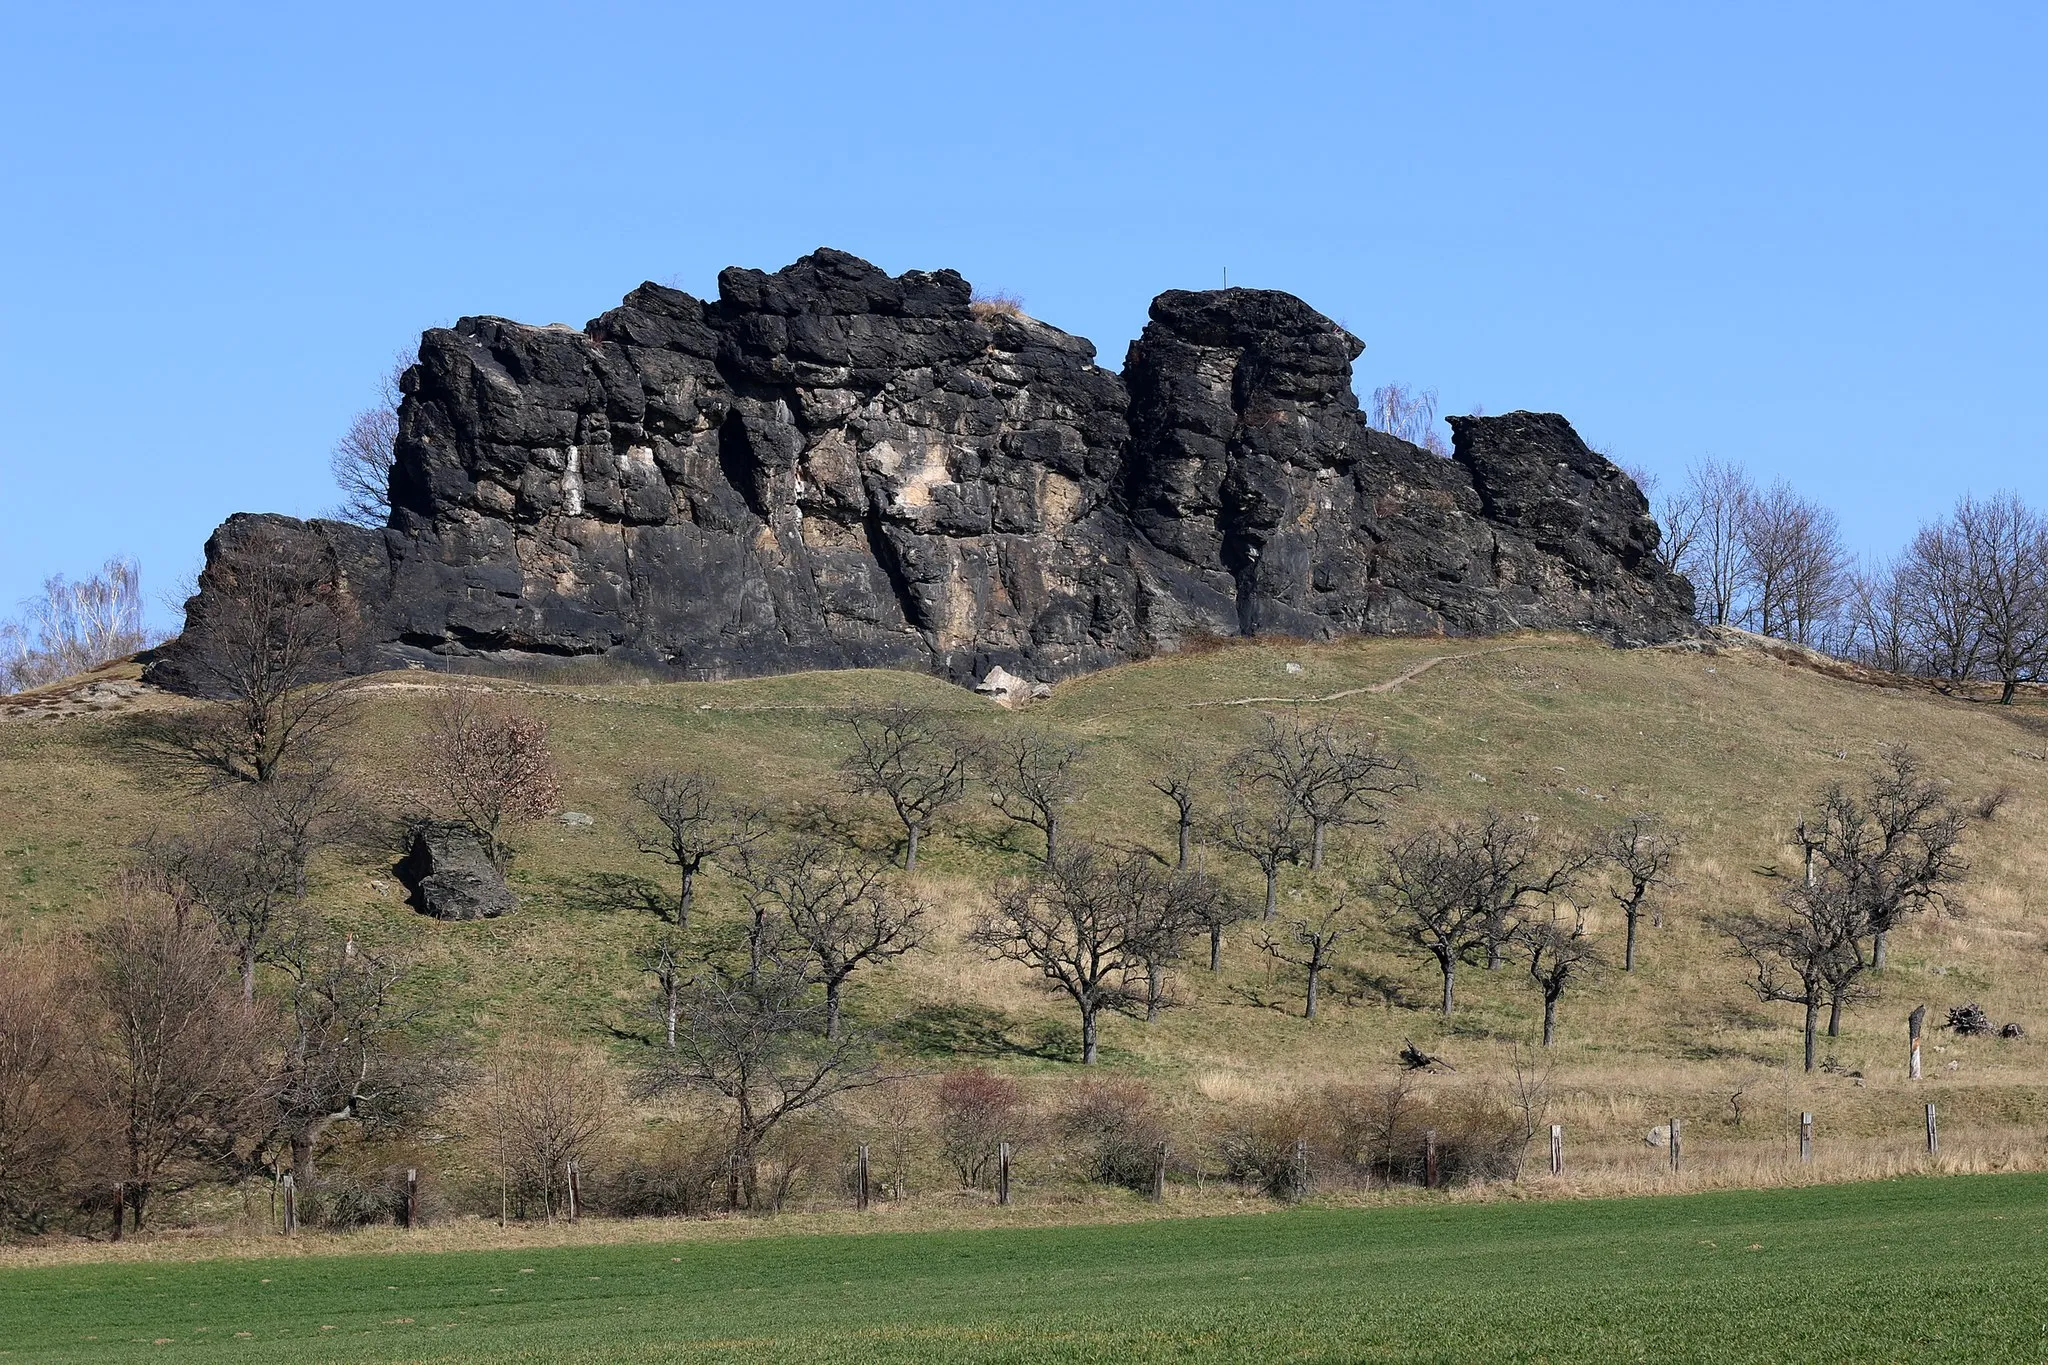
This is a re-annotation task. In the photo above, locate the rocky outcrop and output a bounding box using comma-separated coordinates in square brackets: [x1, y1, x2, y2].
[395, 823, 516, 921]
[152, 249, 1693, 693]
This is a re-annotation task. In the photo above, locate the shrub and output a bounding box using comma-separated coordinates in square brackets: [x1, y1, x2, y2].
[969, 291, 1024, 319]
[936, 1069, 1026, 1189]
[1059, 1078, 1167, 1192]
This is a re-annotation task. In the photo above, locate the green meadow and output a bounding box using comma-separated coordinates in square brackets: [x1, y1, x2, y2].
[7, 1172, 2046, 1363]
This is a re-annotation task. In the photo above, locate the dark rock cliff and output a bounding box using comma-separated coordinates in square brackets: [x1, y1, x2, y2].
[152, 249, 1694, 693]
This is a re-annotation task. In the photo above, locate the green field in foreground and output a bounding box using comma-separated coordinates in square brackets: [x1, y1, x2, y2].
[7, 1176, 2048, 1364]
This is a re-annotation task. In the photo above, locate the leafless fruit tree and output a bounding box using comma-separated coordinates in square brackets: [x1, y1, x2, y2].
[419, 692, 560, 871]
[1596, 812, 1679, 972]
[1214, 790, 1308, 920]
[1259, 894, 1362, 1019]
[968, 843, 1169, 1064]
[734, 838, 926, 1039]
[632, 771, 765, 927]
[1376, 812, 1590, 1016]
[1229, 715, 1415, 869]
[1148, 756, 1202, 868]
[982, 732, 1082, 863]
[839, 703, 976, 871]
[0, 945, 87, 1232]
[1515, 906, 1602, 1046]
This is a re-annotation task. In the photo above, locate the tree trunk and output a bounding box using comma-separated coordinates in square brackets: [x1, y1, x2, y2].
[241, 943, 258, 1003]
[1542, 995, 1558, 1048]
[1263, 868, 1278, 921]
[666, 993, 679, 1049]
[1080, 1004, 1099, 1065]
[679, 864, 696, 927]
[1803, 997, 1819, 1073]
[1044, 812, 1058, 865]
[1146, 962, 1163, 1022]
[1305, 964, 1320, 1019]
[2002, 676, 2018, 705]
[1487, 936, 1503, 970]
[1311, 822, 1326, 871]
[1873, 931, 1888, 969]
[1827, 991, 1843, 1038]
[826, 979, 844, 1041]
[1209, 924, 1223, 973]
[1440, 960, 1456, 1017]
[905, 824, 920, 872]
[1623, 912, 1639, 972]
[1177, 818, 1191, 870]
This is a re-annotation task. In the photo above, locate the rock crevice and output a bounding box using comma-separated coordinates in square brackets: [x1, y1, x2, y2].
[153, 249, 1693, 693]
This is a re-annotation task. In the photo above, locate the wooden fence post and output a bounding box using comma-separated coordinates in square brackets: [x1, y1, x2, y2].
[856, 1144, 870, 1212]
[566, 1161, 580, 1224]
[1668, 1118, 1682, 1174]
[1925, 1103, 1939, 1157]
[1549, 1124, 1564, 1176]
[1423, 1130, 1439, 1189]
[405, 1169, 418, 1229]
[281, 1173, 297, 1236]
[1151, 1142, 1169, 1202]
[1799, 1113, 1813, 1164]
[1292, 1139, 1309, 1200]
[997, 1142, 1012, 1207]
[1909, 1005, 1926, 1081]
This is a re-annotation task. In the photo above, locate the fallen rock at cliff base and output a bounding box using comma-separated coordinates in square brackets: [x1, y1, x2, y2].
[395, 823, 516, 921]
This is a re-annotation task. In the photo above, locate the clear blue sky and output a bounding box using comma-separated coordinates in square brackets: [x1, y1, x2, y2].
[2, 2, 2042, 627]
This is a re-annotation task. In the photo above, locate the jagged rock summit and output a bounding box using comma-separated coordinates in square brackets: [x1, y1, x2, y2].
[152, 249, 1693, 693]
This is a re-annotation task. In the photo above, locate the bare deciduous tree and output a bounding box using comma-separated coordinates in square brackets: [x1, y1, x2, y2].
[839, 703, 976, 871]
[0, 945, 87, 1232]
[1677, 458, 1754, 628]
[639, 957, 892, 1208]
[1148, 756, 1201, 869]
[171, 521, 361, 784]
[1739, 480, 1849, 646]
[1376, 812, 1589, 1016]
[982, 732, 1081, 863]
[329, 361, 407, 529]
[1214, 791, 1307, 921]
[1364, 383, 1450, 455]
[1259, 894, 1361, 1019]
[1596, 812, 1679, 972]
[1516, 906, 1601, 1046]
[265, 927, 447, 1188]
[632, 771, 765, 927]
[147, 770, 352, 1000]
[476, 1042, 614, 1221]
[735, 839, 925, 1039]
[1954, 492, 2048, 704]
[1229, 715, 1414, 869]
[1900, 517, 1980, 683]
[0, 557, 152, 693]
[968, 843, 1162, 1065]
[1176, 867, 1254, 972]
[81, 893, 269, 1231]
[419, 692, 560, 871]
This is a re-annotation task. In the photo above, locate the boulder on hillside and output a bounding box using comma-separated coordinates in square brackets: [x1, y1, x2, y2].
[396, 822, 516, 921]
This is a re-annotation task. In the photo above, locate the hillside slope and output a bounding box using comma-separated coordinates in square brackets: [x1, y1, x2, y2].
[7, 631, 2048, 1183]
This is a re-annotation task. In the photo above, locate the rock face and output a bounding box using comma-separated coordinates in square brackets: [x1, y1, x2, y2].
[152, 249, 1693, 693]
[395, 823, 516, 921]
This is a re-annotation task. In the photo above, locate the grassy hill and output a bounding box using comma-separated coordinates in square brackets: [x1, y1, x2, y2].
[6, 630, 2048, 1211]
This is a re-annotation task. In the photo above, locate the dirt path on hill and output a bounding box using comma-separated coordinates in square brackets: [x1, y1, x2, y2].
[1186, 642, 1543, 709]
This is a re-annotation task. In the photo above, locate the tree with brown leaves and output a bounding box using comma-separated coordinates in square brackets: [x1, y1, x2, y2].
[420, 692, 560, 871]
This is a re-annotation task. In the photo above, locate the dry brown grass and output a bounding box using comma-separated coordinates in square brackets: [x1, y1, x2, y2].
[10, 629, 2048, 1250]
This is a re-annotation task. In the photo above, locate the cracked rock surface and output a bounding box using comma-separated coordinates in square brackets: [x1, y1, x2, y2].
[151, 249, 1694, 694]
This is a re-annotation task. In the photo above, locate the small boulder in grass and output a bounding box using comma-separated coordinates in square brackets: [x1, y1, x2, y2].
[2002, 1021, 2027, 1040]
